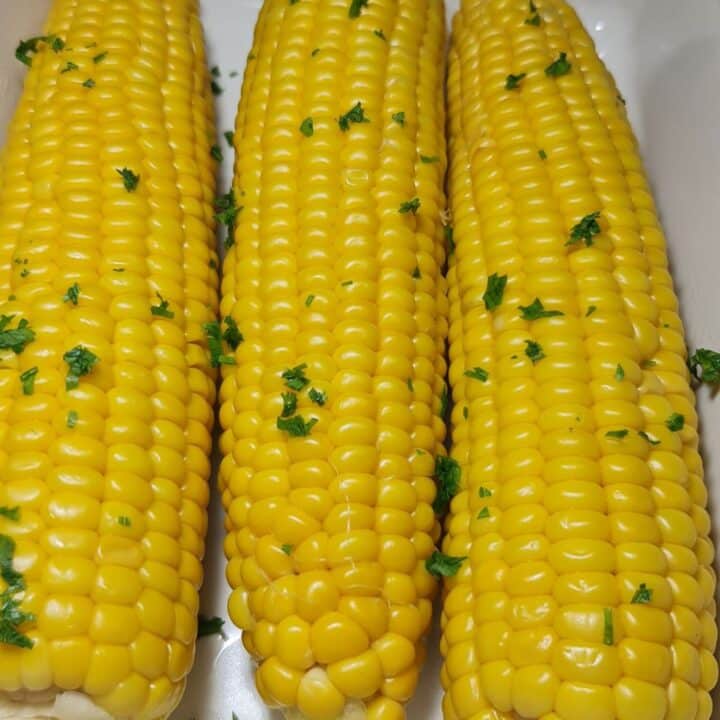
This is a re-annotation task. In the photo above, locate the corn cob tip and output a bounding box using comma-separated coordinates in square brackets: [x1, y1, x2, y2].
[283, 692, 367, 720]
[0, 691, 113, 720]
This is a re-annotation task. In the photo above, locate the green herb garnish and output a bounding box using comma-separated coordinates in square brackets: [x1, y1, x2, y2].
[0, 507, 19, 522]
[425, 551, 467, 578]
[631, 583, 653, 604]
[477, 506, 491, 519]
[63, 345, 99, 390]
[276, 415, 317, 437]
[60, 61, 78, 73]
[399, 197, 420, 215]
[615, 364, 624, 381]
[282, 363, 310, 391]
[483, 273, 507, 311]
[203, 321, 236, 367]
[214, 189, 242, 249]
[666, 413, 684, 432]
[464, 367, 489, 382]
[116, 168, 139, 192]
[567, 211, 601, 246]
[67, 410, 78, 428]
[392, 111, 405, 126]
[605, 429, 628, 439]
[505, 72, 526, 90]
[603, 608, 614, 645]
[281, 392, 298, 418]
[63, 283, 80, 305]
[210, 144, 223, 162]
[308, 388, 327, 406]
[525, 340, 545, 363]
[281, 544, 293, 555]
[545, 52, 571, 77]
[338, 102, 369, 131]
[638, 430, 660, 445]
[519, 298, 563, 320]
[197, 615, 225, 638]
[0, 315, 36, 354]
[348, 0, 369, 18]
[15, 34, 64, 66]
[20, 367, 38, 396]
[689, 348, 720, 384]
[300, 117, 314, 137]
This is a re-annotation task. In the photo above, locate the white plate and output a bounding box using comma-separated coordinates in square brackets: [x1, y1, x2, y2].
[2, 1, 720, 719]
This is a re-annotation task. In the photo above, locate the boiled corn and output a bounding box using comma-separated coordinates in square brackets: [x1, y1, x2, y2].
[218, 1, 449, 718]
[0, 1, 218, 718]
[441, 1, 718, 720]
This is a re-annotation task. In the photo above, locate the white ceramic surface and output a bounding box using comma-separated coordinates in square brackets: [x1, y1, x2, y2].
[1, 1, 720, 719]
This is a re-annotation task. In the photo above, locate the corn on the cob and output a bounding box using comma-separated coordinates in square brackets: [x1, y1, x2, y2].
[0, 1, 218, 718]
[218, 1, 448, 718]
[442, 2, 718, 720]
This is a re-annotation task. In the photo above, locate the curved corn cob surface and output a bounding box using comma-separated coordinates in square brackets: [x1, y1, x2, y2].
[0, 1, 219, 718]
[441, 2, 718, 720]
[218, 1, 448, 718]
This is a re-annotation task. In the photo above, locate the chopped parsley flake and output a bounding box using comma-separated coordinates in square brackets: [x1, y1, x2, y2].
[197, 615, 225, 638]
[615, 364, 624, 381]
[666, 413, 684, 432]
[392, 111, 405, 126]
[341, 280, 353, 287]
[539, 149, 547, 160]
[282, 364, 310, 391]
[338, 102, 369, 131]
[545, 52, 572, 77]
[479, 487, 492, 498]
[519, 298, 563, 320]
[281, 544, 293, 555]
[63, 345, 99, 390]
[420, 154, 440, 164]
[483, 273, 507, 311]
[276, 414, 317, 437]
[440, 383, 449, 418]
[150, 293, 174, 319]
[210, 144, 223, 162]
[689, 348, 720, 384]
[605, 429, 628, 439]
[412, 267, 421, 279]
[638, 430, 660, 445]
[118, 516, 131, 527]
[299, 117, 314, 137]
[0, 534, 35, 648]
[525, 1, 541, 25]
[348, 0, 369, 18]
[67, 410, 78, 428]
[63, 283, 80, 305]
[305, 295, 315, 307]
[463, 406, 469, 419]
[399, 197, 420, 215]
[82, 78, 95, 88]
[477, 506, 491, 519]
[525, 340, 545, 363]
[222, 316, 242, 349]
[464, 367, 489, 382]
[15, 34, 64, 66]
[586, 305, 597, 316]
[0, 315, 35, 354]
[224, 130, 234, 146]
[93, 51, 107, 63]
[311, 48, 320, 57]
[631, 583, 653, 604]
[214, 190, 242, 249]
[374, 29, 386, 40]
[308, 388, 327, 406]
[0, 507, 19, 522]
[425, 551, 466, 578]
[211, 80, 223, 95]
[432, 455, 461, 515]
[407, 377, 414, 391]
[116, 168, 139, 192]
[203, 321, 236, 367]
[211, 66, 220, 77]
[505, 72, 527, 90]
[281, 392, 298, 418]
[603, 608, 614, 645]
[20, 367, 38, 396]
[567, 211, 601, 246]
[60, 61, 78, 73]
[445, 225, 455, 256]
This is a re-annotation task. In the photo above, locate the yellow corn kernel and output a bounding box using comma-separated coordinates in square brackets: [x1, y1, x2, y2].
[443, 1, 718, 719]
[219, 0, 448, 717]
[0, 0, 218, 717]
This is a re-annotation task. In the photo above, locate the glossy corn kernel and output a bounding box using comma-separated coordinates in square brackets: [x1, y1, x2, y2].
[442, 1, 718, 720]
[219, 0, 448, 718]
[0, 0, 218, 718]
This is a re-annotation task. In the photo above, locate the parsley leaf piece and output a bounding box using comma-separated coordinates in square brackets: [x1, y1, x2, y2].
[420, 154, 440, 164]
[463, 406, 469, 419]
[281, 392, 298, 418]
[210, 144, 223, 162]
[0, 315, 36, 354]
[299, 117, 314, 137]
[338, 102, 369, 131]
[63, 283, 80, 305]
[224, 130, 234, 146]
[197, 615, 225, 638]
[439, 383, 449, 419]
[341, 280, 353, 287]
[483, 273, 507, 311]
[211, 65, 220, 77]
[631, 583, 653, 604]
[407, 378, 414, 391]
[276, 415, 317, 437]
[82, 78, 95, 88]
[525, 11, 541, 25]
[211, 80, 223, 95]
[525, 340, 545, 363]
[538, 148, 547, 160]
[214, 189, 242, 249]
[505, 72, 527, 90]
[425, 551, 467, 578]
[391, 111, 405, 126]
[311, 48, 320, 57]
[586, 305, 597, 316]
[374, 29, 386, 40]
[477, 506, 491, 519]
[222, 316, 242, 350]
[281, 544, 293, 555]
[305, 295, 315, 307]
[479, 487, 492, 498]
[67, 410, 78, 428]
[60, 60, 78, 73]
[282, 364, 310, 391]
[545, 52, 572, 77]
[615, 364, 624, 381]
[412, 267, 421, 279]
[433, 455, 460, 515]
[567, 211, 601, 246]
[464, 367, 489, 382]
[93, 51, 107, 63]
[151, 293, 174, 319]
[116, 167, 139, 192]
[519, 297, 563, 320]
[15, 35, 63, 66]
[666, 413, 684, 432]
[0, 507, 19, 522]
[689, 348, 720, 384]
[399, 197, 420, 215]
[20, 367, 38, 396]
[348, 0, 369, 18]
[638, 430, 660, 445]
[63, 345, 99, 390]
[308, 388, 327, 406]
[118, 516, 131, 527]
[203, 321, 236, 367]
[445, 225, 455, 256]
[605, 429, 628, 439]
[603, 608, 614, 645]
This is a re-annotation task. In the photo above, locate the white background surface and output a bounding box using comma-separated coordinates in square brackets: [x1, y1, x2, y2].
[2, 1, 720, 719]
